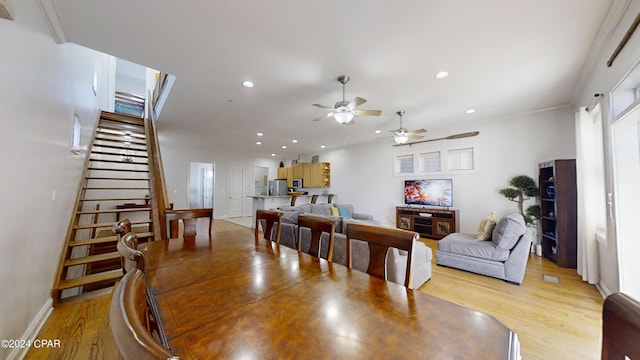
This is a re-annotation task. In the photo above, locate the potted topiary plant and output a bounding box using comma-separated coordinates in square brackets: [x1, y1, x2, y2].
[499, 175, 540, 225]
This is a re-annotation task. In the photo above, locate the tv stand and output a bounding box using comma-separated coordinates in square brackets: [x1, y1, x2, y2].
[396, 206, 459, 240]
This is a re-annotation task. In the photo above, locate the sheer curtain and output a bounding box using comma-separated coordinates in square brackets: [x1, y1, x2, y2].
[575, 106, 603, 284]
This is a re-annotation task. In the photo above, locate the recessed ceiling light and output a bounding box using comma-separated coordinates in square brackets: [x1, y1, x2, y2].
[242, 80, 254, 88]
[271, 153, 276, 157]
[292, 139, 298, 143]
[465, 108, 476, 114]
[257, 132, 263, 137]
[375, 130, 382, 134]
[320, 145, 326, 149]
[434, 71, 449, 79]
[281, 145, 287, 149]
[256, 141, 262, 145]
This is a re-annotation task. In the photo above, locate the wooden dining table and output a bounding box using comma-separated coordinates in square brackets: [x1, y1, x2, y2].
[139, 228, 519, 359]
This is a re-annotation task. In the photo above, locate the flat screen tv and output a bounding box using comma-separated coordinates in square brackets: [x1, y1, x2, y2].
[404, 179, 453, 207]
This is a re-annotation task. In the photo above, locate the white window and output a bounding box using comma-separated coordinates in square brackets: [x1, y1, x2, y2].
[420, 151, 441, 172]
[396, 154, 414, 174]
[447, 148, 474, 170]
[71, 113, 81, 152]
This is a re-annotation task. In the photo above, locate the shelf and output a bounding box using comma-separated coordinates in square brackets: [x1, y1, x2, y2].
[395, 207, 458, 240]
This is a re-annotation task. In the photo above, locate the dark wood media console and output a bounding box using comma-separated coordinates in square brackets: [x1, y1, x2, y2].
[396, 206, 459, 240]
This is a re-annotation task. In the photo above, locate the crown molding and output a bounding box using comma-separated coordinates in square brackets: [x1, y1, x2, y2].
[37, 0, 68, 44]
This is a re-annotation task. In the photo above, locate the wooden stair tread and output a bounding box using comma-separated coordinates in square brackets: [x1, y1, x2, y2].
[88, 159, 149, 165]
[92, 143, 147, 151]
[96, 128, 146, 137]
[58, 269, 123, 290]
[77, 208, 151, 215]
[74, 220, 151, 230]
[94, 136, 146, 145]
[87, 167, 149, 173]
[83, 188, 150, 191]
[81, 197, 148, 202]
[85, 176, 149, 181]
[99, 111, 145, 125]
[69, 232, 153, 247]
[64, 252, 121, 266]
[90, 150, 148, 158]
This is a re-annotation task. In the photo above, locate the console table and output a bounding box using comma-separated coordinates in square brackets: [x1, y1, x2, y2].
[396, 206, 459, 240]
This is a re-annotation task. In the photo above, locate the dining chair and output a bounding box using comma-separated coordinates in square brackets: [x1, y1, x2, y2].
[110, 269, 179, 360]
[164, 208, 213, 239]
[297, 215, 336, 261]
[346, 223, 417, 288]
[255, 209, 283, 244]
[117, 232, 145, 274]
[601, 292, 640, 360]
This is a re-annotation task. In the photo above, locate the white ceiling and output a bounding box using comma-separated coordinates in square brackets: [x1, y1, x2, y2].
[49, 0, 612, 158]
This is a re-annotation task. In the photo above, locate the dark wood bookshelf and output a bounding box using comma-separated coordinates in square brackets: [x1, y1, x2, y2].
[538, 159, 577, 268]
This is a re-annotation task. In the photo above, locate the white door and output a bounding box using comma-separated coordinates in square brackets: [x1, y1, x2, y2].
[228, 164, 244, 218]
[611, 102, 640, 300]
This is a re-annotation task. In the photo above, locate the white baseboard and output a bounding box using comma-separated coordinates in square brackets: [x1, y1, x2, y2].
[6, 298, 53, 360]
[597, 281, 613, 299]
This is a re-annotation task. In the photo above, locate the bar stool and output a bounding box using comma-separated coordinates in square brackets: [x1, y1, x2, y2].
[327, 194, 334, 204]
[290, 195, 297, 206]
[255, 209, 283, 244]
[310, 194, 319, 204]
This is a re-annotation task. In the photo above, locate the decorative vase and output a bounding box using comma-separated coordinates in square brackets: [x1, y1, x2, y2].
[279, 161, 284, 168]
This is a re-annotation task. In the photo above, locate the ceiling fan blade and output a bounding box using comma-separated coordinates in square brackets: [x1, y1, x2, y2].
[393, 131, 479, 146]
[412, 128, 427, 133]
[312, 113, 333, 122]
[348, 97, 367, 109]
[312, 103, 335, 109]
[408, 133, 424, 139]
[353, 109, 382, 116]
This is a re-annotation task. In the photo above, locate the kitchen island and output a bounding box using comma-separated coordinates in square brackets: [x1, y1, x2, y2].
[248, 194, 334, 228]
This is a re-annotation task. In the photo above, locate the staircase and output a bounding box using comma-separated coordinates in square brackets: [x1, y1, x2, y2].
[52, 110, 158, 303]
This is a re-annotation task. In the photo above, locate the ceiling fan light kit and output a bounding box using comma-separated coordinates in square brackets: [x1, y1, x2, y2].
[390, 111, 426, 144]
[312, 75, 382, 125]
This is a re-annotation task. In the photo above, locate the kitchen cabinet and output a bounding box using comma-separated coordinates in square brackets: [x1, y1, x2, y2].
[278, 162, 330, 188]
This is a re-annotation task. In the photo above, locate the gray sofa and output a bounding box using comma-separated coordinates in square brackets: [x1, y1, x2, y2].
[266, 203, 432, 289]
[436, 213, 533, 285]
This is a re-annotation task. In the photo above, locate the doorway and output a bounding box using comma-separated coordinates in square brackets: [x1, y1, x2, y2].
[189, 162, 214, 209]
[611, 102, 640, 300]
[228, 163, 244, 218]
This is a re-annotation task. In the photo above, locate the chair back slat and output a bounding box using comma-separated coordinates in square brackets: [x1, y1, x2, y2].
[297, 215, 336, 261]
[164, 208, 212, 239]
[346, 223, 417, 288]
[255, 210, 283, 244]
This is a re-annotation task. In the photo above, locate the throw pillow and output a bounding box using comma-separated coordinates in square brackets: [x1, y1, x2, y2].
[330, 206, 339, 216]
[492, 213, 527, 250]
[476, 212, 497, 240]
[338, 207, 349, 217]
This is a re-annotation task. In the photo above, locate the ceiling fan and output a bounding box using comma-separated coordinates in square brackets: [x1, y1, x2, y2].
[389, 111, 427, 144]
[312, 75, 382, 125]
[393, 131, 480, 147]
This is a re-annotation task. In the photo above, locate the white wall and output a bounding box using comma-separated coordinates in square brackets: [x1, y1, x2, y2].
[316, 107, 576, 233]
[158, 136, 280, 218]
[572, 0, 640, 295]
[0, 2, 113, 356]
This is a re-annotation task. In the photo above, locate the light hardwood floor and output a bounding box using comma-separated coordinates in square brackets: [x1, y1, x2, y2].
[26, 220, 603, 359]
